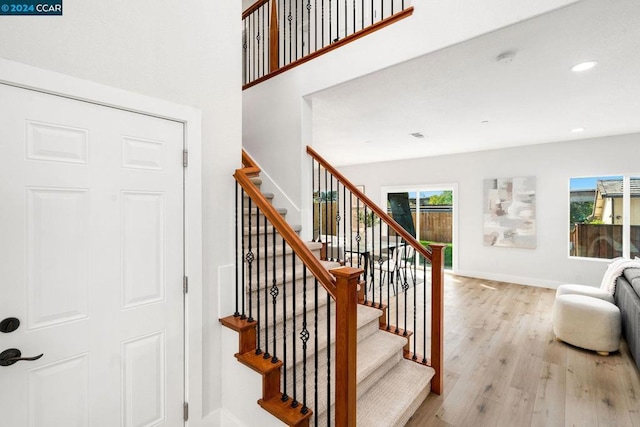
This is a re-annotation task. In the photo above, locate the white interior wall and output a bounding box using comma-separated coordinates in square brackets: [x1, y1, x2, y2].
[242, 0, 580, 221]
[338, 133, 640, 288]
[0, 0, 241, 423]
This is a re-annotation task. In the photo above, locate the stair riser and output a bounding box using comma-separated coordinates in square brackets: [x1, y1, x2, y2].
[243, 232, 301, 249]
[242, 248, 321, 277]
[245, 268, 326, 301]
[255, 295, 332, 339]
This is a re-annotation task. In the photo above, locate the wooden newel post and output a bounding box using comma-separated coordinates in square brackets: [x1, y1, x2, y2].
[429, 243, 445, 395]
[331, 266, 363, 427]
[269, 0, 279, 72]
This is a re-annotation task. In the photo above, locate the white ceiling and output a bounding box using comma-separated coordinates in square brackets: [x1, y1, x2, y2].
[310, 0, 640, 166]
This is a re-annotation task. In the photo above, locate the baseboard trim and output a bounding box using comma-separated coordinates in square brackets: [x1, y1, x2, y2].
[202, 408, 248, 427]
[452, 269, 562, 289]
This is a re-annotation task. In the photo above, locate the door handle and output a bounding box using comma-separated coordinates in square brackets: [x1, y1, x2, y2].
[0, 348, 44, 366]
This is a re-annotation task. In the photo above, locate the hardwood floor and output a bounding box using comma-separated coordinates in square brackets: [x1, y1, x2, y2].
[404, 274, 640, 427]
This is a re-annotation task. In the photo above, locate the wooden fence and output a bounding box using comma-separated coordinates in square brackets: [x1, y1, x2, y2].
[571, 223, 640, 258]
[314, 202, 453, 244]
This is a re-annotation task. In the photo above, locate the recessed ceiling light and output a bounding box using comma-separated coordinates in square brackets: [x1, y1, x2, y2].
[571, 61, 598, 72]
[410, 132, 424, 139]
[481, 120, 489, 124]
[571, 127, 585, 133]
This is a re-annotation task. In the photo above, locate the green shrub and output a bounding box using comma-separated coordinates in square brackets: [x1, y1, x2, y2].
[420, 241, 453, 268]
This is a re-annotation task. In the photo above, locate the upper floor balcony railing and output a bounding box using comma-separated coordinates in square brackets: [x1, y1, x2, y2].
[243, 0, 413, 88]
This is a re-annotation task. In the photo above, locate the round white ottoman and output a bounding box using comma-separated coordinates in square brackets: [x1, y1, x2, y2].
[556, 284, 615, 304]
[552, 294, 621, 355]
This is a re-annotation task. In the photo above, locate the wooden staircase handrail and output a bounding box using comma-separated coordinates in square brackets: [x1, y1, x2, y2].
[307, 145, 435, 262]
[237, 150, 337, 300]
[241, 149, 261, 177]
[242, 0, 269, 19]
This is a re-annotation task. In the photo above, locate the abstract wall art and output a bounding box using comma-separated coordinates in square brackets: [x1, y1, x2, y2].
[483, 176, 536, 248]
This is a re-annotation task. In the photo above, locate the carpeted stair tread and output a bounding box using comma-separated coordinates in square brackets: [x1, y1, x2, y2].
[320, 260, 342, 270]
[243, 223, 302, 234]
[356, 360, 434, 427]
[310, 330, 405, 424]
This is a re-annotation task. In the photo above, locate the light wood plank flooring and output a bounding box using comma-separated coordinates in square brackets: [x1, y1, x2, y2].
[404, 274, 640, 427]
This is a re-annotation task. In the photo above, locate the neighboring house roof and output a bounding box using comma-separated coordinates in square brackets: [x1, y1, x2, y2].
[597, 178, 640, 198]
[593, 178, 640, 221]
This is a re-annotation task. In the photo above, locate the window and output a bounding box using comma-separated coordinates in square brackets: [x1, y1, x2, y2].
[569, 175, 640, 259]
[382, 186, 455, 269]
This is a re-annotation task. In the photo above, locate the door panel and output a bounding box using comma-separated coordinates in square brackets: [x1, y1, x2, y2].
[0, 83, 184, 426]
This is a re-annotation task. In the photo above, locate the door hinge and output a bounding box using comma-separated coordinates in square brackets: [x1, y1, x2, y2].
[183, 150, 188, 167]
[183, 276, 188, 294]
[183, 402, 189, 421]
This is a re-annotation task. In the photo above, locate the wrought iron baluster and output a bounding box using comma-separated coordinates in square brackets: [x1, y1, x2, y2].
[315, 0, 319, 51]
[334, 0, 338, 42]
[317, 161, 321, 241]
[313, 277, 319, 425]
[316, 0, 324, 50]
[282, 238, 288, 400]
[326, 292, 331, 426]
[348, 188, 353, 268]
[386, 230, 391, 330]
[287, 0, 293, 64]
[378, 220, 383, 308]
[271, 223, 279, 363]
[242, 20, 248, 85]
[247, 198, 254, 322]
[251, 13, 256, 82]
[395, 234, 399, 333]
[342, 184, 347, 266]
[281, 0, 285, 66]
[412, 251, 418, 361]
[264, 213, 271, 359]
[403, 244, 409, 337]
[312, 158, 316, 240]
[241, 188, 247, 319]
[334, 180, 342, 262]
[327, 174, 336, 261]
[363, 205, 369, 304]
[371, 0, 373, 25]
[235, 183, 240, 317]
[258, 6, 262, 78]
[352, 0, 356, 36]
[256, 206, 262, 355]
[300, 265, 310, 414]
[291, 250, 298, 408]
[422, 258, 427, 364]
[329, 0, 332, 44]
[344, 0, 348, 39]
[324, 167, 328, 248]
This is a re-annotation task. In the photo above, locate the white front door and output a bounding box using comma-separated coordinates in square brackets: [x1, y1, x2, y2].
[0, 83, 185, 426]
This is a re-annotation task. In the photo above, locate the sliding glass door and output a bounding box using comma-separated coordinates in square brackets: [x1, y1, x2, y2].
[382, 185, 456, 270]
